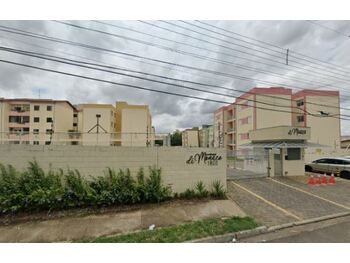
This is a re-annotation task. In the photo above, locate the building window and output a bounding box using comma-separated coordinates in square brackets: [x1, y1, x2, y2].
[33, 129, 39, 134]
[23, 116, 30, 123]
[296, 100, 304, 107]
[46, 129, 53, 134]
[286, 148, 301, 160]
[47, 105, 52, 111]
[45, 141, 51, 145]
[240, 133, 249, 140]
[46, 117, 53, 123]
[240, 116, 251, 125]
[297, 115, 304, 122]
[34, 117, 40, 123]
[73, 113, 78, 117]
[73, 123, 77, 127]
[34, 105, 40, 111]
[33, 141, 39, 145]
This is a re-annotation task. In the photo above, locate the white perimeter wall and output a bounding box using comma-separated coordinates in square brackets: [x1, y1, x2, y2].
[0, 145, 226, 193]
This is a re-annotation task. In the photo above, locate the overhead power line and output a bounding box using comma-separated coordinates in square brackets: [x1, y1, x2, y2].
[95, 20, 350, 87]
[169, 20, 350, 78]
[2, 44, 337, 118]
[0, 24, 349, 111]
[53, 20, 350, 100]
[307, 20, 350, 38]
[0, 57, 349, 122]
[140, 20, 350, 84]
[0, 35, 346, 115]
[196, 20, 350, 75]
[54, 20, 341, 89]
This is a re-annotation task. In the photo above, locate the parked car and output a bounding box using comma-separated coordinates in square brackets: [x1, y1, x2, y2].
[305, 157, 350, 179]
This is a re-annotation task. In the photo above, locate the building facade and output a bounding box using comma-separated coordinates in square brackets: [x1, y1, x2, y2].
[182, 128, 199, 147]
[199, 124, 214, 148]
[75, 104, 116, 146]
[213, 87, 341, 151]
[115, 101, 153, 147]
[292, 90, 340, 148]
[0, 98, 75, 145]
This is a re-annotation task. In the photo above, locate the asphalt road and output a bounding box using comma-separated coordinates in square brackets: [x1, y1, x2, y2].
[270, 220, 350, 243]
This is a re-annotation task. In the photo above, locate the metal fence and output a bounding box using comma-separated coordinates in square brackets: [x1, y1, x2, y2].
[227, 147, 269, 174]
[0, 131, 172, 147]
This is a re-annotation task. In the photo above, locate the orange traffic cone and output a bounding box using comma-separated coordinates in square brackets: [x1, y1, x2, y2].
[321, 174, 328, 186]
[329, 174, 336, 185]
[314, 175, 321, 186]
[308, 175, 315, 186]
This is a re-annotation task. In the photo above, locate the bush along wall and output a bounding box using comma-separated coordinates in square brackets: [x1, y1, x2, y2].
[0, 161, 226, 215]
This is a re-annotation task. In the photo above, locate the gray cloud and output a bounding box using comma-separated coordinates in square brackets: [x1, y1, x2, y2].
[0, 20, 349, 134]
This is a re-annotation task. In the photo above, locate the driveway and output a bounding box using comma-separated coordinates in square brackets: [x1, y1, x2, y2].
[227, 176, 350, 226]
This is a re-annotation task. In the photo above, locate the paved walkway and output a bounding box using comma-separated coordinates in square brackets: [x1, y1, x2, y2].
[227, 176, 350, 227]
[227, 168, 266, 180]
[0, 200, 245, 242]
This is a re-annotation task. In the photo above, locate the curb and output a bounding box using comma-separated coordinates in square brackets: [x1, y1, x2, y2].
[266, 211, 350, 233]
[188, 212, 350, 243]
[187, 226, 268, 243]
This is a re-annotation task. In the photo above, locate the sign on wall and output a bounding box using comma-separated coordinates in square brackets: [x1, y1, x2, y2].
[186, 152, 223, 166]
[288, 128, 307, 136]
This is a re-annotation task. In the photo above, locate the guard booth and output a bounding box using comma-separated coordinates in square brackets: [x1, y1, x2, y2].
[245, 126, 312, 177]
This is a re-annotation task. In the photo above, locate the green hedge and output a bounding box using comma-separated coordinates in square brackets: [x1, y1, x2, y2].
[0, 161, 172, 214]
[0, 161, 226, 215]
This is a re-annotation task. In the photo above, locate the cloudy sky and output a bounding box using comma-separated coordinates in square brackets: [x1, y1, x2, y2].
[0, 20, 350, 134]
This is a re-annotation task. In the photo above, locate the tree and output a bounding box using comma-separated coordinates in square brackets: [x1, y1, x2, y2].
[170, 130, 182, 146]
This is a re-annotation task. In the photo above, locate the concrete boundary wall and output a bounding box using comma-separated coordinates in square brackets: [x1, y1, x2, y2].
[0, 145, 226, 193]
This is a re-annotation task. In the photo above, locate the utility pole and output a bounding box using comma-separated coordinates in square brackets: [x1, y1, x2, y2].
[286, 49, 289, 65]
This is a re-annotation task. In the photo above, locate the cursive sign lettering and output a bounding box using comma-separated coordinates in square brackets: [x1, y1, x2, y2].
[186, 152, 222, 166]
[288, 128, 306, 136]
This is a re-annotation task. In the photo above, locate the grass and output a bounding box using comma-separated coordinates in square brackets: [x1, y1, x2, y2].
[83, 216, 258, 243]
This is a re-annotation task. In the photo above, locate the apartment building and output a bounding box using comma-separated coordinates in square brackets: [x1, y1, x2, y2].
[182, 128, 199, 147]
[213, 87, 340, 150]
[236, 87, 292, 148]
[214, 105, 232, 148]
[115, 101, 153, 146]
[0, 98, 75, 145]
[199, 124, 214, 148]
[292, 89, 340, 147]
[75, 104, 116, 146]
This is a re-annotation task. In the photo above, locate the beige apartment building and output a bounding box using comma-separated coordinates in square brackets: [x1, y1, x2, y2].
[214, 104, 234, 148]
[115, 101, 153, 146]
[292, 90, 340, 148]
[0, 98, 75, 145]
[213, 87, 341, 151]
[75, 104, 116, 146]
[182, 127, 199, 147]
[198, 124, 214, 148]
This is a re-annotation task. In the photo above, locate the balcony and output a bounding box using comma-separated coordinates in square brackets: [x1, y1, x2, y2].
[226, 115, 235, 122]
[227, 127, 235, 134]
[227, 140, 236, 146]
[10, 105, 30, 115]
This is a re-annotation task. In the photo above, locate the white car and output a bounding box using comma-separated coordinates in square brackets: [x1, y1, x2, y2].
[305, 157, 350, 179]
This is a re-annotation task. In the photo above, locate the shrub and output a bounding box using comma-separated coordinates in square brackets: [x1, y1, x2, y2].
[210, 180, 226, 199]
[179, 188, 196, 199]
[0, 161, 225, 215]
[144, 167, 172, 202]
[63, 169, 96, 208]
[195, 181, 209, 198]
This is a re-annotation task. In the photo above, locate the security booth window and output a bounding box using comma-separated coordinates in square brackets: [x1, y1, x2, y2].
[285, 148, 301, 160]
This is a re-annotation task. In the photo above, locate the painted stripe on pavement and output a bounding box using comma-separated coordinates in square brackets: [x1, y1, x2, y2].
[230, 181, 302, 221]
[269, 178, 350, 211]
